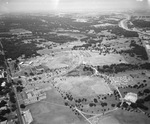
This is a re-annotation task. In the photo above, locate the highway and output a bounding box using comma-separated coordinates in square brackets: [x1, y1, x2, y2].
[119, 19, 131, 31]
[118, 14, 150, 36]
[118, 15, 150, 62]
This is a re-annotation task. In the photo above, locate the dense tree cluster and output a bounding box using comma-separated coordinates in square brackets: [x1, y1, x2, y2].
[9, 91, 16, 103]
[0, 78, 11, 96]
[0, 115, 7, 121]
[110, 26, 139, 37]
[42, 34, 78, 43]
[20, 104, 26, 109]
[120, 40, 148, 60]
[73, 39, 102, 50]
[0, 76, 14, 121]
[0, 55, 5, 67]
[1, 38, 42, 60]
[132, 20, 150, 28]
[97, 62, 150, 74]
[16, 86, 24, 92]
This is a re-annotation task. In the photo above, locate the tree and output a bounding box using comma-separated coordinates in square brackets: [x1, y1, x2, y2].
[20, 104, 26, 109]
[0, 100, 7, 106]
[24, 72, 28, 76]
[9, 91, 15, 96]
[16, 86, 24, 92]
[5, 82, 12, 88]
[17, 80, 22, 85]
[9, 92, 16, 103]
[30, 72, 34, 76]
[11, 104, 17, 112]
[4, 109, 11, 114]
[0, 115, 7, 121]
[10, 96, 16, 103]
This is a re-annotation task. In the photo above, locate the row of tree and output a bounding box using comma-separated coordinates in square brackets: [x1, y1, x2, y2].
[97, 62, 150, 74]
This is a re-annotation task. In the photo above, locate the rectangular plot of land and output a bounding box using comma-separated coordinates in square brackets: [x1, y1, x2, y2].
[92, 83, 112, 94]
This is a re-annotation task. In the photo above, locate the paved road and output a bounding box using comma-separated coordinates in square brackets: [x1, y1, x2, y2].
[118, 15, 150, 62]
[0, 41, 24, 124]
[118, 15, 150, 36]
[12, 85, 25, 124]
[119, 19, 131, 31]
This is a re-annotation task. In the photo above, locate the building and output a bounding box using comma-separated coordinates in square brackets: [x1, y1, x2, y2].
[145, 44, 150, 50]
[144, 41, 149, 44]
[36, 68, 44, 74]
[24, 88, 46, 105]
[0, 70, 4, 78]
[22, 110, 33, 124]
[1, 81, 6, 87]
[38, 94, 46, 101]
[0, 120, 7, 124]
[124, 92, 138, 105]
[88, 30, 95, 34]
[0, 106, 7, 111]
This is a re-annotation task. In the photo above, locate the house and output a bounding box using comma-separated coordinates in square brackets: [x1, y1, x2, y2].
[0, 106, 7, 111]
[38, 93, 46, 101]
[24, 97, 38, 105]
[0, 70, 4, 78]
[1, 81, 6, 87]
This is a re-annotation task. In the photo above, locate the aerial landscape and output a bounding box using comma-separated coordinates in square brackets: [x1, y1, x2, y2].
[0, 0, 150, 124]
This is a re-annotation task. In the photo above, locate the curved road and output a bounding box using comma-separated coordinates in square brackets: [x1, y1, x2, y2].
[118, 15, 150, 62]
[119, 14, 150, 36]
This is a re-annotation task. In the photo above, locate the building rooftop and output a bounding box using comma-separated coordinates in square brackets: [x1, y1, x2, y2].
[0, 120, 7, 124]
[22, 110, 33, 124]
[124, 92, 138, 105]
[1, 81, 6, 87]
[146, 44, 150, 50]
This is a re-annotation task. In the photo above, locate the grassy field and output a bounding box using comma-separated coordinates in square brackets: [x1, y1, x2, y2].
[54, 76, 112, 96]
[27, 88, 84, 124]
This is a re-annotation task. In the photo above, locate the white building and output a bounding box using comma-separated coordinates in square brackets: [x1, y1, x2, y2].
[1, 81, 6, 87]
[124, 92, 138, 105]
[146, 44, 150, 50]
[0, 70, 4, 78]
[0, 106, 7, 111]
[22, 110, 33, 124]
[0, 120, 7, 124]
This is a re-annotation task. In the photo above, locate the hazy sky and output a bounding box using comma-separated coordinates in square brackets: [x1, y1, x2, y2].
[0, 0, 149, 13]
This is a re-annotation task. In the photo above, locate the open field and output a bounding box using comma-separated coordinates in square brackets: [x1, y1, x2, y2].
[29, 50, 127, 69]
[19, 46, 150, 123]
[26, 51, 79, 69]
[54, 76, 112, 96]
[27, 89, 84, 124]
